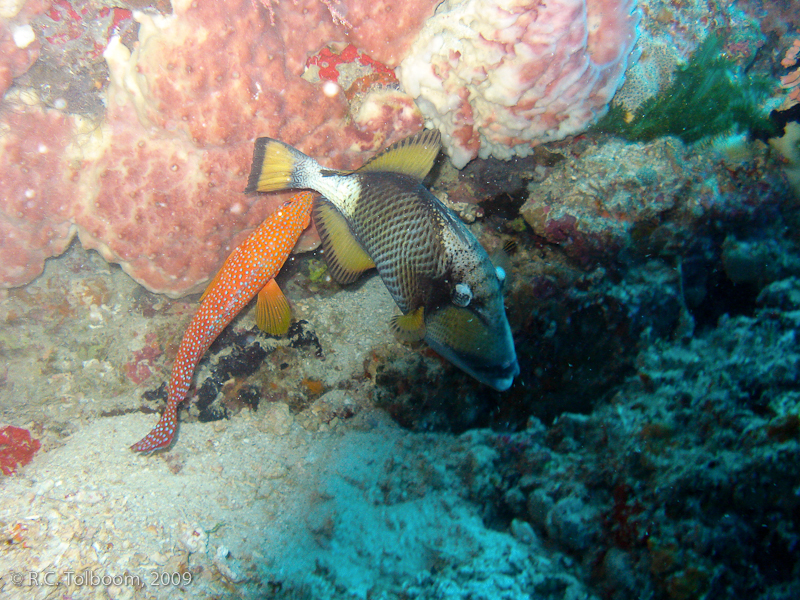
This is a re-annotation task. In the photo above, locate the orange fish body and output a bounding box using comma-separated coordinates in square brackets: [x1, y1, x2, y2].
[131, 192, 314, 453]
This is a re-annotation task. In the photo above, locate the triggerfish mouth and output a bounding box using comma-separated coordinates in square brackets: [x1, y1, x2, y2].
[245, 130, 519, 391]
[131, 191, 314, 453]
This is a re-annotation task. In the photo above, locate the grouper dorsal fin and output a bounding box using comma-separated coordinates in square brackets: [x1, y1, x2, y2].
[313, 198, 375, 284]
[356, 130, 441, 181]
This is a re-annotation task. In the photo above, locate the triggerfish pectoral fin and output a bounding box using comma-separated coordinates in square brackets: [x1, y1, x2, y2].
[130, 191, 314, 453]
[389, 307, 426, 343]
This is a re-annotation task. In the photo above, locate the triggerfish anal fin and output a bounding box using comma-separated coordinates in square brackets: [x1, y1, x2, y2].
[356, 130, 442, 181]
[256, 279, 292, 335]
[313, 198, 375, 284]
[130, 191, 314, 453]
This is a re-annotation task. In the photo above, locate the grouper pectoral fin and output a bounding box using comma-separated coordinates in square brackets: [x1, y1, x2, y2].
[313, 198, 375, 284]
[256, 279, 292, 335]
[357, 130, 442, 181]
[389, 306, 426, 343]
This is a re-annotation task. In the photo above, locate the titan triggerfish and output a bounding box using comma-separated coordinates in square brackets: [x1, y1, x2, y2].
[245, 130, 519, 391]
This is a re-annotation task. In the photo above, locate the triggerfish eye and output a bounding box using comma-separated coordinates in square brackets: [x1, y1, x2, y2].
[452, 283, 473, 307]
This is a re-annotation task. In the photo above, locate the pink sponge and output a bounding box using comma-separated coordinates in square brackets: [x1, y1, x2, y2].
[0, 107, 79, 288]
[0, 0, 434, 296]
[398, 0, 640, 168]
[0, 15, 39, 98]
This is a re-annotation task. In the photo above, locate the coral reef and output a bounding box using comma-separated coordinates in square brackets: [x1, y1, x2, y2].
[0, 106, 81, 288]
[0, 0, 433, 296]
[467, 277, 800, 599]
[758, 0, 800, 37]
[519, 135, 788, 267]
[398, 0, 640, 168]
[302, 42, 420, 150]
[608, 0, 770, 142]
[611, 36, 681, 114]
[2, 3, 800, 600]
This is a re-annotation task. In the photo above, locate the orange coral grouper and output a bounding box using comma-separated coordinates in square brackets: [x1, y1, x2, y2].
[131, 191, 314, 453]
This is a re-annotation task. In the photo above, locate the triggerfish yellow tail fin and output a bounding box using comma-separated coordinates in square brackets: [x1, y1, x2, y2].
[245, 139, 310, 193]
[130, 191, 314, 453]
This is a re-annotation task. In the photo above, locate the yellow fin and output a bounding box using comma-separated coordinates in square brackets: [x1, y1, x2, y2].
[256, 279, 292, 335]
[313, 199, 375, 284]
[390, 307, 426, 343]
[357, 130, 441, 181]
[245, 138, 304, 193]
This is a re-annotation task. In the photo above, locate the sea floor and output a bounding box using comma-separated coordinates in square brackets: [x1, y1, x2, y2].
[1, 231, 800, 599]
[0, 242, 593, 600]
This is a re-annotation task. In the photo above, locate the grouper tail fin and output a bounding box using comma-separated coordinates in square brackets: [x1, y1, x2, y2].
[245, 138, 312, 193]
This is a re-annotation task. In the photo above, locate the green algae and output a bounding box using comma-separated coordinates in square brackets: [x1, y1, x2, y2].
[307, 258, 329, 282]
[594, 36, 779, 144]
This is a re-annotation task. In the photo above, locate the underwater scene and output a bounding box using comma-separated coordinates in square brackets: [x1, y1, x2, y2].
[1, 0, 799, 598]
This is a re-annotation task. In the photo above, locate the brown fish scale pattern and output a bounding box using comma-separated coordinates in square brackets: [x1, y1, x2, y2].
[350, 174, 451, 314]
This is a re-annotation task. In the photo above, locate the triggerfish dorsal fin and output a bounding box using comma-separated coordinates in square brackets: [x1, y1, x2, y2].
[357, 130, 441, 181]
[256, 279, 292, 335]
[313, 198, 375, 284]
[389, 306, 426, 342]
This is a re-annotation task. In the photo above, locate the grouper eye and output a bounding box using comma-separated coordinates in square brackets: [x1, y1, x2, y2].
[451, 283, 473, 307]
